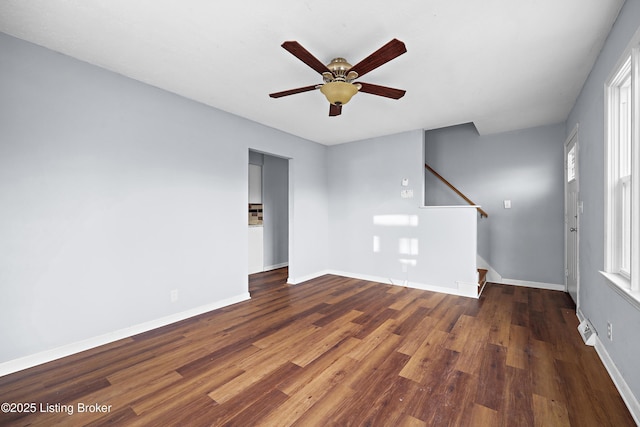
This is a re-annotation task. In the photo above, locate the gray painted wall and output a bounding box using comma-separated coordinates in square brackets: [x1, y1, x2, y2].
[566, 0, 640, 402]
[0, 32, 328, 364]
[328, 131, 422, 282]
[327, 130, 478, 291]
[425, 122, 566, 285]
[249, 150, 264, 166]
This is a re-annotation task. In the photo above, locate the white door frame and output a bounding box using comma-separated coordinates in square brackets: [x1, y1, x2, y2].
[564, 124, 580, 306]
[248, 149, 291, 277]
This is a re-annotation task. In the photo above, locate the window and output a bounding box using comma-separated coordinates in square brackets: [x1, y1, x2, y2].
[604, 42, 639, 297]
[567, 144, 577, 182]
[608, 59, 632, 279]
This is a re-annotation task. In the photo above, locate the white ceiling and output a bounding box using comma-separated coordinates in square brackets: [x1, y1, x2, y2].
[0, 0, 625, 145]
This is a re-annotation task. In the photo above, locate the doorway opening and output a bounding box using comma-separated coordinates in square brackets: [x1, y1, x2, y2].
[565, 126, 579, 305]
[248, 149, 289, 279]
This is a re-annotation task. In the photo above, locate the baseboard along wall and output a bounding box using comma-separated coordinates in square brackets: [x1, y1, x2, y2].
[0, 292, 251, 377]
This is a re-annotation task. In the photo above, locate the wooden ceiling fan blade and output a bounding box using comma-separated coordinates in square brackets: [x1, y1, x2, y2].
[356, 82, 406, 99]
[349, 39, 407, 78]
[281, 41, 332, 75]
[269, 85, 319, 98]
[329, 104, 342, 116]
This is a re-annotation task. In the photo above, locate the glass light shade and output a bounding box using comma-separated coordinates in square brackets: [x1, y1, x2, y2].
[320, 81, 358, 105]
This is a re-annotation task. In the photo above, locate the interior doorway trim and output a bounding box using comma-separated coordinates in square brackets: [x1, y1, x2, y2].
[247, 148, 291, 280]
[564, 124, 580, 306]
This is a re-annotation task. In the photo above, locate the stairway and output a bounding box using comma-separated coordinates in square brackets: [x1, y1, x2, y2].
[478, 268, 488, 296]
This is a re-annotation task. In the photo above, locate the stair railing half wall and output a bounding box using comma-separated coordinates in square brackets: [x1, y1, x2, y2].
[424, 163, 488, 218]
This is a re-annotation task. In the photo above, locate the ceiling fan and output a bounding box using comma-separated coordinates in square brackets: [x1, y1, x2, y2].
[269, 39, 407, 116]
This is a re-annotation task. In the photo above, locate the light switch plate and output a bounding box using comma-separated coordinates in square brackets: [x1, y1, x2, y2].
[504, 200, 511, 209]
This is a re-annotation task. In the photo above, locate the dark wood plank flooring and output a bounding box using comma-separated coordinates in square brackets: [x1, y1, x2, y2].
[0, 268, 634, 426]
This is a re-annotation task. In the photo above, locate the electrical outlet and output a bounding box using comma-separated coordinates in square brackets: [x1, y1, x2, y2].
[401, 189, 413, 198]
[170, 289, 179, 303]
[607, 322, 613, 341]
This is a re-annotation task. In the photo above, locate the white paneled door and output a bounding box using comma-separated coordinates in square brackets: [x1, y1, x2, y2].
[565, 127, 579, 304]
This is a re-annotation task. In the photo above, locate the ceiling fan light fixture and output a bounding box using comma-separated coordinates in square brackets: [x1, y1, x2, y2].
[320, 81, 358, 106]
[270, 39, 406, 116]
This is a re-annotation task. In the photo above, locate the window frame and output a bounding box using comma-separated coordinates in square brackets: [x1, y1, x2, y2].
[603, 38, 640, 303]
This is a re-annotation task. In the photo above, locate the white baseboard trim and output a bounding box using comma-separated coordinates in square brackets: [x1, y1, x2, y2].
[456, 280, 480, 299]
[573, 309, 639, 424]
[287, 269, 476, 298]
[594, 337, 640, 425]
[263, 262, 288, 272]
[497, 278, 565, 292]
[287, 265, 562, 296]
[0, 292, 251, 378]
[287, 270, 331, 285]
[327, 270, 477, 298]
[476, 255, 565, 292]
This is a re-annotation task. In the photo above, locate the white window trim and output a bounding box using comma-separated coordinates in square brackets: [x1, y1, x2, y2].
[604, 56, 631, 284]
[633, 43, 640, 291]
[603, 34, 640, 304]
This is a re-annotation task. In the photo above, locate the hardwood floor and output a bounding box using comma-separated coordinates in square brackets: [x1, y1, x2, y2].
[0, 268, 634, 426]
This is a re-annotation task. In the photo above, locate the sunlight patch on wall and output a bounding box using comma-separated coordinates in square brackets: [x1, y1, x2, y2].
[373, 235, 381, 253]
[398, 238, 419, 256]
